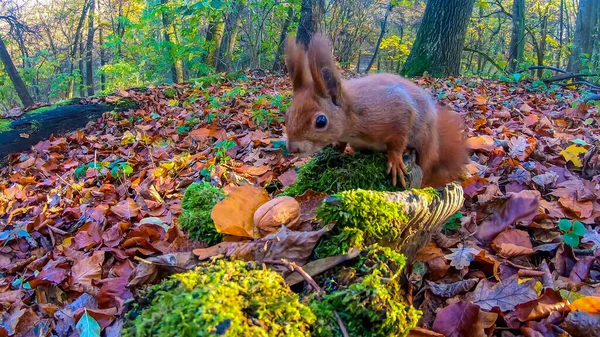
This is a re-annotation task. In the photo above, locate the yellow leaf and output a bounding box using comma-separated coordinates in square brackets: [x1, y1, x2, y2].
[58, 237, 74, 249]
[569, 296, 600, 313]
[211, 185, 270, 238]
[475, 96, 487, 105]
[121, 131, 136, 145]
[560, 144, 588, 168]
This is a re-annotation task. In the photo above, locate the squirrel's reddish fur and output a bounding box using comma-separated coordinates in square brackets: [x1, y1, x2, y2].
[283, 34, 468, 188]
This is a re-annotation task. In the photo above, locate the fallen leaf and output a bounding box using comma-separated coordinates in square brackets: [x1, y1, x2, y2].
[285, 248, 361, 286]
[468, 274, 538, 311]
[426, 278, 478, 298]
[582, 230, 600, 250]
[462, 176, 489, 197]
[211, 184, 269, 238]
[71, 251, 105, 292]
[569, 257, 595, 285]
[561, 310, 600, 337]
[75, 309, 101, 337]
[294, 190, 328, 223]
[475, 190, 541, 242]
[110, 199, 141, 219]
[466, 135, 495, 152]
[432, 301, 497, 337]
[559, 194, 593, 218]
[560, 144, 587, 168]
[515, 289, 568, 321]
[491, 229, 535, 257]
[445, 244, 480, 270]
[278, 169, 298, 187]
[569, 296, 600, 313]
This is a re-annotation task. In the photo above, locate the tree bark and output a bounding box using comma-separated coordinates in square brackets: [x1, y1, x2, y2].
[161, 0, 184, 83]
[205, 16, 225, 68]
[273, 6, 294, 71]
[508, 0, 525, 72]
[79, 40, 85, 97]
[69, 0, 91, 98]
[99, 25, 106, 91]
[0, 35, 34, 108]
[568, 0, 599, 72]
[86, 0, 95, 96]
[216, 1, 244, 72]
[364, 2, 393, 73]
[402, 0, 475, 78]
[296, 0, 324, 49]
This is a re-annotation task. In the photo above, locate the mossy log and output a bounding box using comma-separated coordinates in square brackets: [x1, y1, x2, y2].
[320, 183, 463, 263]
[0, 98, 137, 164]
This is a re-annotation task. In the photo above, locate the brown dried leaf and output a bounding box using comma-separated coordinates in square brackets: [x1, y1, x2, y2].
[70, 251, 105, 292]
[426, 278, 478, 298]
[491, 229, 535, 257]
[211, 184, 269, 238]
[515, 289, 568, 321]
[110, 198, 141, 219]
[445, 244, 480, 270]
[468, 274, 538, 311]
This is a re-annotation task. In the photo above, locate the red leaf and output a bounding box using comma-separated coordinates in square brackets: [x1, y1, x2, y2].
[491, 229, 534, 257]
[515, 289, 568, 321]
[70, 251, 105, 292]
[432, 301, 497, 337]
[110, 199, 141, 219]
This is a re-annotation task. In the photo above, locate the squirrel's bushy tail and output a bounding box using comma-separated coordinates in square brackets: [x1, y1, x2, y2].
[424, 106, 469, 188]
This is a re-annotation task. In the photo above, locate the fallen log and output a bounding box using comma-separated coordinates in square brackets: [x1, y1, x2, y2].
[0, 98, 137, 165]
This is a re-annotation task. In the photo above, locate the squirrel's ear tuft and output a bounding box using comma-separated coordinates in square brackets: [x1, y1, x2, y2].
[307, 34, 344, 106]
[285, 36, 306, 90]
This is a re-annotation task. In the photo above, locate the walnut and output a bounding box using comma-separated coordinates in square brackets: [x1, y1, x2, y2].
[253, 196, 301, 236]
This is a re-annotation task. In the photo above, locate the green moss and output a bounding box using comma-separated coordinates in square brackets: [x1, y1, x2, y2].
[0, 119, 12, 132]
[282, 148, 406, 197]
[310, 245, 420, 337]
[411, 187, 439, 203]
[27, 99, 77, 115]
[314, 190, 409, 258]
[122, 259, 316, 337]
[163, 88, 177, 98]
[178, 182, 225, 245]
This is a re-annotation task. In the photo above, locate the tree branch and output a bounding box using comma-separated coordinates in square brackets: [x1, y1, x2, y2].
[463, 47, 508, 74]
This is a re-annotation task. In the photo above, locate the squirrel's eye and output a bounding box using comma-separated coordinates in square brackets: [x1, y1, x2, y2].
[315, 115, 328, 129]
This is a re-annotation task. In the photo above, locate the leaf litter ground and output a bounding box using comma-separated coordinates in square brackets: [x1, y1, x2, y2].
[1, 72, 600, 336]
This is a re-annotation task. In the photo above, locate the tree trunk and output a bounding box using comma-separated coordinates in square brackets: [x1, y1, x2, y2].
[86, 0, 95, 96]
[296, 0, 324, 49]
[205, 16, 225, 68]
[99, 26, 106, 91]
[537, 11, 549, 78]
[568, 0, 599, 72]
[508, 0, 525, 72]
[273, 6, 294, 71]
[69, 0, 91, 98]
[216, 2, 244, 72]
[557, 0, 564, 68]
[79, 40, 85, 97]
[364, 2, 393, 73]
[0, 35, 34, 108]
[161, 0, 184, 83]
[402, 0, 475, 77]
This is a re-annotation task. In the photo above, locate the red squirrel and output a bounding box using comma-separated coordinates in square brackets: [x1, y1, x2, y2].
[283, 34, 468, 188]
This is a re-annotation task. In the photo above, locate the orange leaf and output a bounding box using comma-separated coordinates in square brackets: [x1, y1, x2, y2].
[570, 296, 600, 313]
[110, 199, 141, 219]
[475, 96, 487, 105]
[211, 185, 270, 238]
[466, 135, 495, 152]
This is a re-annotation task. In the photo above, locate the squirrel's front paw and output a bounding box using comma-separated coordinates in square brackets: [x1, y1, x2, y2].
[386, 151, 408, 188]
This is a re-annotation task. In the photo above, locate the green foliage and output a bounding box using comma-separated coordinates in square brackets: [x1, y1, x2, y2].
[314, 189, 409, 258]
[122, 259, 315, 337]
[310, 245, 420, 337]
[0, 119, 12, 132]
[178, 182, 225, 245]
[282, 147, 404, 197]
[558, 218, 586, 247]
[213, 139, 236, 162]
[443, 211, 463, 232]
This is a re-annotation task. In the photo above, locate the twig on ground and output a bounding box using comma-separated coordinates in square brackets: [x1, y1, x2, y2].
[264, 259, 350, 336]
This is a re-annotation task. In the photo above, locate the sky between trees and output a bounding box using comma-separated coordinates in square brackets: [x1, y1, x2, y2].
[0, 0, 597, 110]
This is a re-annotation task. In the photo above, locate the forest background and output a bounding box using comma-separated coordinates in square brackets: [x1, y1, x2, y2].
[0, 0, 598, 111]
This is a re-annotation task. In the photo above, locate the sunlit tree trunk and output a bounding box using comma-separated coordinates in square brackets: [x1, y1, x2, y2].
[205, 15, 225, 69]
[0, 35, 34, 108]
[69, 0, 91, 98]
[402, 0, 475, 77]
[216, 1, 244, 72]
